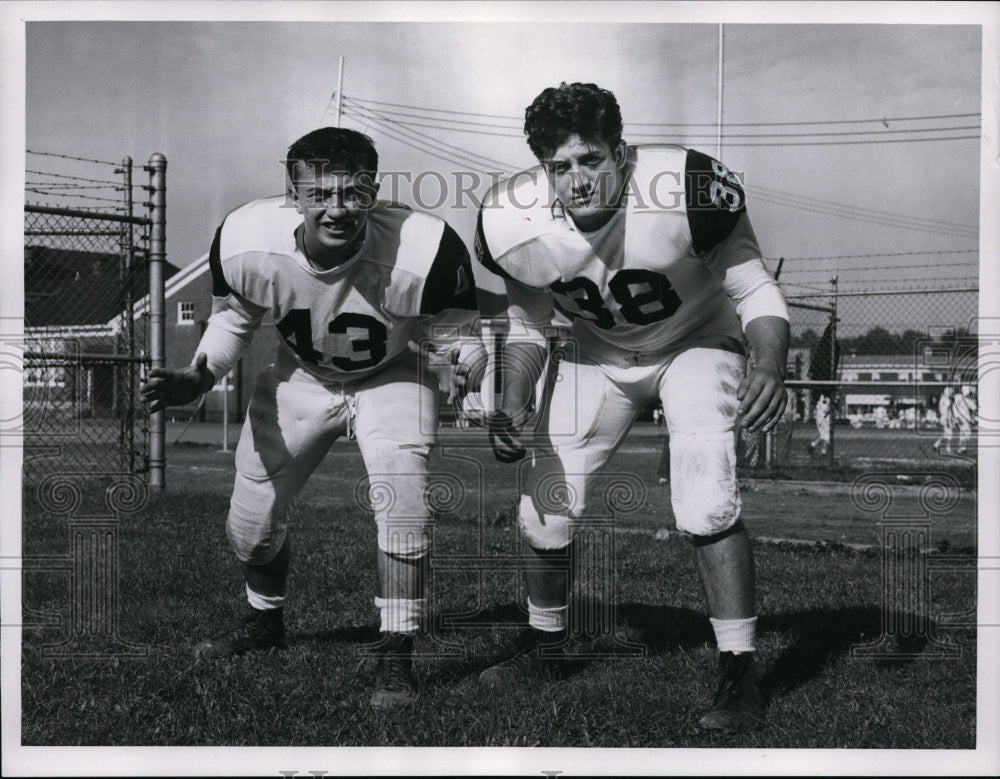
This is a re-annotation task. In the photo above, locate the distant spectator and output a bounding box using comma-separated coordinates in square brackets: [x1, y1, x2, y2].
[809, 394, 831, 456]
[952, 384, 977, 454]
[933, 387, 955, 454]
[774, 387, 796, 461]
[653, 404, 670, 485]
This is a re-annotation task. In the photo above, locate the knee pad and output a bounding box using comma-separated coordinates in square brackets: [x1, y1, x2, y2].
[226, 503, 288, 565]
[366, 469, 434, 558]
[377, 520, 432, 558]
[669, 429, 742, 536]
[518, 494, 573, 550]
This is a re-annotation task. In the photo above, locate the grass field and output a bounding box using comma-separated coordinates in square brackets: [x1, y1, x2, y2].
[19, 426, 980, 758]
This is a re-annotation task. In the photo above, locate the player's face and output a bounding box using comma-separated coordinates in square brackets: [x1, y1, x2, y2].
[542, 134, 627, 232]
[291, 162, 379, 268]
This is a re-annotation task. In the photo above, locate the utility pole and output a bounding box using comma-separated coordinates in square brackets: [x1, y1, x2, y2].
[334, 56, 344, 128]
[716, 23, 724, 159]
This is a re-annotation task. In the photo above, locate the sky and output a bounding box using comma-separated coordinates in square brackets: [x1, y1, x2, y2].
[10, 8, 990, 320]
[2, 2, 1000, 777]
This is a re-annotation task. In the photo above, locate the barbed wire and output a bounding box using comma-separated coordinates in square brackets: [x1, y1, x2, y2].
[26, 149, 119, 166]
[25, 189, 126, 206]
[787, 281, 977, 294]
[767, 249, 978, 262]
[24, 200, 127, 213]
[26, 183, 122, 191]
[780, 264, 979, 276]
[25, 168, 124, 186]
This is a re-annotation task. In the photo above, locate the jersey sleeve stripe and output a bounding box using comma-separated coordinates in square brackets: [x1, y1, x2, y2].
[685, 148, 746, 255]
[474, 208, 515, 282]
[419, 223, 480, 315]
[208, 223, 235, 298]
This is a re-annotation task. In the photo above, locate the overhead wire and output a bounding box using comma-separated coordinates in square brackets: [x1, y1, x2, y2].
[346, 97, 979, 128]
[344, 102, 516, 170]
[343, 115, 515, 178]
[749, 190, 977, 240]
[746, 186, 977, 234]
[344, 110, 513, 174]
[343, 103, 517, 172]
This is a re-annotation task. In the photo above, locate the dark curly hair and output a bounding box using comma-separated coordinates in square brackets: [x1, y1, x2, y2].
[524, 82, 624, 160]
[285, 127, 378, 182]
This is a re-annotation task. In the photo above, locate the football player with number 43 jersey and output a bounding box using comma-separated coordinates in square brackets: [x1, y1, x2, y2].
[141, 128, 485, 709]
[476, 83, 789, 733]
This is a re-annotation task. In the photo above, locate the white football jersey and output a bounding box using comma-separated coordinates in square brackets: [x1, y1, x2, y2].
[198, 196, 478, 383]
[476, 145, 786, 354]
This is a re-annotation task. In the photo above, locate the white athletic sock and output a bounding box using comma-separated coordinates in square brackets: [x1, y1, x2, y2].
[375, 597, 426, 633]
[528, 598, 568, 632]
[710, 616, 757, 653]
[246, 585, 285, 612]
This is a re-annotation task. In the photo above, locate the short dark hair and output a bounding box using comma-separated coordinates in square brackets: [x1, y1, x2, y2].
[524, 82, 623, 160]
[285, 127, 378, 182]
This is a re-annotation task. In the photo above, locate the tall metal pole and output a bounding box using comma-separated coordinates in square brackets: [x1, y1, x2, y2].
[334, 56, 344, 128]
[828, 274, 839, 467]
[716, 24, 724, 159]
[119, 157, 135, 473]
[145, 153, 167, 490]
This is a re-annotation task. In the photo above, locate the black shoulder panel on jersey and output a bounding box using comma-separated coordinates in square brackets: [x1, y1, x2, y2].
[473, 208, 514, 282]
[420, 223, 480, 316]
[208, 224, 234, 297]
[685, 148, 747, 254]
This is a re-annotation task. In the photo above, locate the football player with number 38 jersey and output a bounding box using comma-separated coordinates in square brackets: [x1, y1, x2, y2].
[475, 83, 789, 733]
[141, 128, 484, 709]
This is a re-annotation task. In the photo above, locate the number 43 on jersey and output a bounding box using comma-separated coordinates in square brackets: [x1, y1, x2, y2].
[277, 309, 388, 370]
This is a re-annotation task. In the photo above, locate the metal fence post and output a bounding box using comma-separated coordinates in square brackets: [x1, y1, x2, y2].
[145, 153, 166, 491]
[118, 157, 136, 473]
[828, 276, 838, 467]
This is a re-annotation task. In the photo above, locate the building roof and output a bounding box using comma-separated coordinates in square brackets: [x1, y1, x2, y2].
[25, 245, 180, 328]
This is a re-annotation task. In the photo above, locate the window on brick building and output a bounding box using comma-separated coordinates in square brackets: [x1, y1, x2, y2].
[178, 301, 195, 325]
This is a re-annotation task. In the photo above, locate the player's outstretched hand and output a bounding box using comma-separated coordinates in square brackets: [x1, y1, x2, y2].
[407, 340, 487, 404]
[487, 411, 527, 463]
[140, 352, 215, 413]
[736, 366, 786, 434]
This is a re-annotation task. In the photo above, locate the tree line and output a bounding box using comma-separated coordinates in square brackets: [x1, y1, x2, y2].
[791, 326, 973, 355]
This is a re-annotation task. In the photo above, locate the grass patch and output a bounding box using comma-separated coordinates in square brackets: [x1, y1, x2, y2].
[20, 443, 978, 748]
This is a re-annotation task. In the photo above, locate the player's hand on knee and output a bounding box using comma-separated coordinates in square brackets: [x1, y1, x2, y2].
[487, 411, 527, 463]
[736, 367, 786, 434]
[140, 352, 215, 413]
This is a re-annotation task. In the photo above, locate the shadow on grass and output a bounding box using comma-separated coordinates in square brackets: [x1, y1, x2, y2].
[293, 623, 381, 645]
[278, 597, 954, 705]
[420, 598, 954, 698]
[757, 606, 955, 697]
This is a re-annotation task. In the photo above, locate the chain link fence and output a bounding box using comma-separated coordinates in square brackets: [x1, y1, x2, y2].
[740, 285, 979, 479]
[23, 154, 164, 484]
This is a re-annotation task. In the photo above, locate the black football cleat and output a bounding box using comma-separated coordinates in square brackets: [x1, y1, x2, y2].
[698, 651, 765, 733]
[478, 628, 568, 685]
[193, 607, 287, 660]
[370, 632, 419, 709]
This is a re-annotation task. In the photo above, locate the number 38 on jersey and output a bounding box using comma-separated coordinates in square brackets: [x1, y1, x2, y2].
[551, 268, 682, 329]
